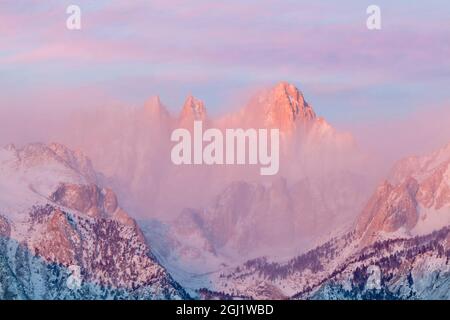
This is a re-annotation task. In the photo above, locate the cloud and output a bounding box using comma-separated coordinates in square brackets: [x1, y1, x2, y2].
[1, 1, 449, 121]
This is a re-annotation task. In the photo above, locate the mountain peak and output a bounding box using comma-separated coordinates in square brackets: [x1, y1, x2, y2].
[4, 143, 16, 152]
[270, 81, 316, 120]
[180, 95, 207, 121]
[143, 95, 169, 118]
[389, 141, 450, 184]
[357, 141, 450, 246]
[273, 81, 301, 96]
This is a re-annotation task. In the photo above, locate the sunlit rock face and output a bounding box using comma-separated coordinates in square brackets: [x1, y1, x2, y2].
[246, 81, 316, 132]
[357, 143, 450, 246]
[191, 143, 450, 300]
[0, 143, 188, 300]
[0, 82, 373, 298]
[179, 95, 207, 124]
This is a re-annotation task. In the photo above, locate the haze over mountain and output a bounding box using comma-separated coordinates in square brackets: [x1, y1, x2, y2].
[198, 142, 450, 299]
[1, 81, 449, 299]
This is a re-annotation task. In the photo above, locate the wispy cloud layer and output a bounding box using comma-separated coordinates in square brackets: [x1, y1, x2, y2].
[1, 0, 449, 120]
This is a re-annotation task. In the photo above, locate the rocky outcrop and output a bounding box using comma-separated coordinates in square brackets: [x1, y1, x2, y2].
[51, 183, 119, 218]
[357, 143, 450, 246]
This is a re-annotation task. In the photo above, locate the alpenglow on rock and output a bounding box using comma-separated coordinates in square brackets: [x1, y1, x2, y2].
[0, 143, 188, 299]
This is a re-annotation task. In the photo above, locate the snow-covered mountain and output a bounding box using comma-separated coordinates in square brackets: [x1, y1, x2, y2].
[0, 143, 187, 299]
[61, 82, 364, 218]
[236, 82, 317, 132]
[357, 142, 450, 245]
[179, 95, 207, 124]
[1, 84, 449, 300]
[193, 142, 450, 300]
